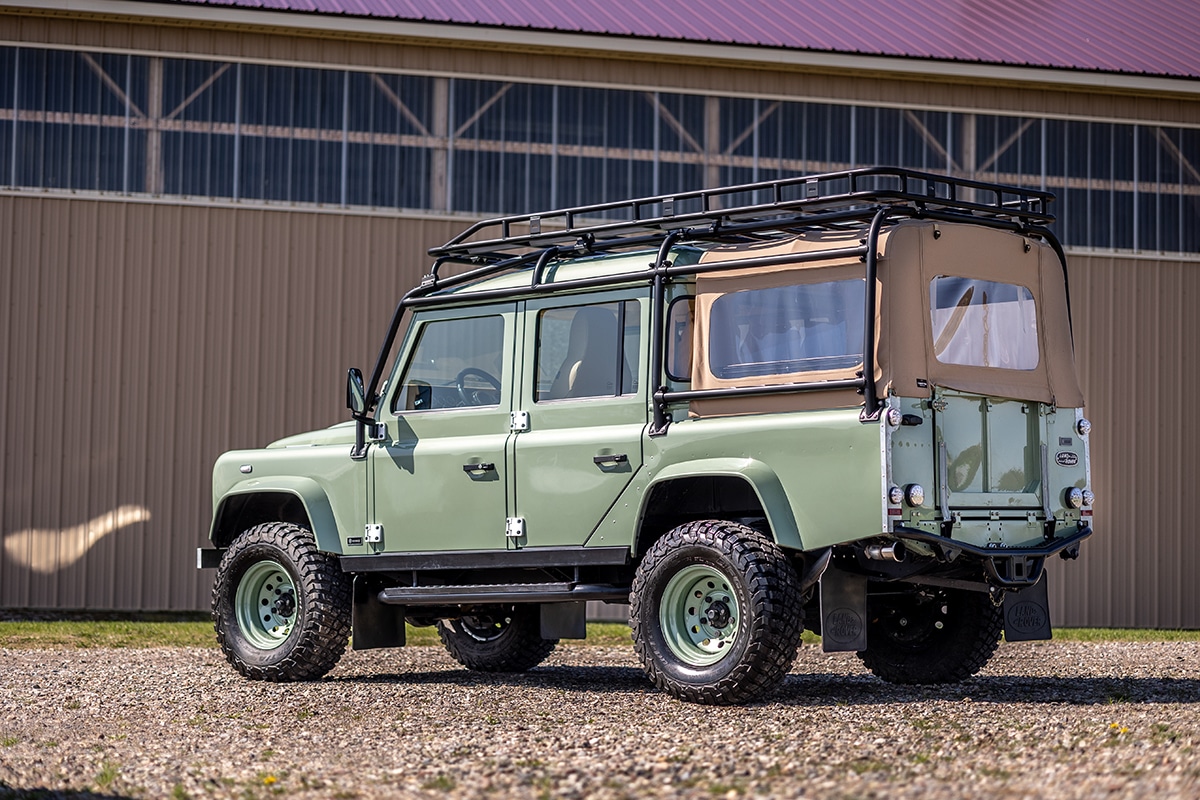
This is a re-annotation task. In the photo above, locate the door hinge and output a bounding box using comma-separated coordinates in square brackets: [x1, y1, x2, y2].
[510, 410, 530, 432]
[364, 524, 383, 543]
[505, 517, 526, 539]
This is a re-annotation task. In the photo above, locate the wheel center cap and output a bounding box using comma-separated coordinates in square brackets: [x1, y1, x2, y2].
[273, 592, 296, 619]
[704, 601, 731, 630]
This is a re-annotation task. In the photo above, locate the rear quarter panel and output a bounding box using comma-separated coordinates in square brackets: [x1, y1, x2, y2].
[593, 408, 885, 553]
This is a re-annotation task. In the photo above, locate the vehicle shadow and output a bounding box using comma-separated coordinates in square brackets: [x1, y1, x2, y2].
[0, 788, 131, 800]
[333, 664, 657, 695]
[771, 673, 1200, 707]
[330, 666, 1200, 706]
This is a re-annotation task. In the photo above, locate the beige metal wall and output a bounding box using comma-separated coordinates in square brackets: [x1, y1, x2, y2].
[2, 193, 1198, 627]
[0, 194, 460, 610]
[1047, 253, 1200, 628]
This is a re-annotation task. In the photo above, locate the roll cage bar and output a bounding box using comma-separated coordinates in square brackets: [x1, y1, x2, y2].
[354, 166, 1062, 440]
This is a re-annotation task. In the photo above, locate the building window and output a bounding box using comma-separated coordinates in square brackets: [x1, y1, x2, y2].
[3, 44, 1198, 256]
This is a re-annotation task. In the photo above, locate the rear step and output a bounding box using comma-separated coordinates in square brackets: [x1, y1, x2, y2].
[377, 582, 628, 605]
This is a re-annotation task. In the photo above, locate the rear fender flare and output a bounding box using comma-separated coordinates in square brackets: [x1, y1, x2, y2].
[636, 458, 803, 553]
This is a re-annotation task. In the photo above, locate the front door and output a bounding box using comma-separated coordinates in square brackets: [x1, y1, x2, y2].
[371, 307, 515, 553]
[511, 293, 647, 548]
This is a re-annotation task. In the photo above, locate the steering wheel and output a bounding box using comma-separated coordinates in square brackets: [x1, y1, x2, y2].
[455, 367, 502, 406]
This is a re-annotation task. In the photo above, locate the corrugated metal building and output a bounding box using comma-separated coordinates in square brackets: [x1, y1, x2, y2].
[1, 0, 1197, 627]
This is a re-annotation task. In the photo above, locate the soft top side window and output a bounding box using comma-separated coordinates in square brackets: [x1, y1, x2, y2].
[393, 315, 505, 412]
[929, 276, 1039, 370]
[707, 279, 865, 380]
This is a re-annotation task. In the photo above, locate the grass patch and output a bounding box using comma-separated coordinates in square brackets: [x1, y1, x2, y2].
[0, 620, 215, 649]
[1, 615, 1196, 650]
[1052, 628, 1200, 642]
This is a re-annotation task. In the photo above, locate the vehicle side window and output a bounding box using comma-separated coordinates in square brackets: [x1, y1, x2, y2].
[536, 300, 639, 401]
[708, 279, 865, 379]
[665, 296, 694, 382]
[393, 315, 505, 411]
[929, 276, 1039, 370]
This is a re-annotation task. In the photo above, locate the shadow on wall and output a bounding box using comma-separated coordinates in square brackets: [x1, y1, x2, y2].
[2, 505, 152, 574]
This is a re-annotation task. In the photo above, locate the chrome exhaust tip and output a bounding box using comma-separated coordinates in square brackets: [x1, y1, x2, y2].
[863, 541, 906, 562]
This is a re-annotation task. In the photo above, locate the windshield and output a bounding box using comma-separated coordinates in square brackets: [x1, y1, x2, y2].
[930, 276, 1039, 371]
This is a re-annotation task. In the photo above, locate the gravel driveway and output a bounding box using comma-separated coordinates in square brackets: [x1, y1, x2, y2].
[1, 640, 1198, 799]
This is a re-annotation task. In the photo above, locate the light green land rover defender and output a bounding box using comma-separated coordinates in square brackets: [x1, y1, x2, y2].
[201, 168, 1093, 704]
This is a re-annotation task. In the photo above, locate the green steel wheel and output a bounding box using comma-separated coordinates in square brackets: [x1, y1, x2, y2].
[213, 521, 351, 682]
[631, 520, 804, 705]
[233, 560, 297, 650]
[658, 564, 742, 667]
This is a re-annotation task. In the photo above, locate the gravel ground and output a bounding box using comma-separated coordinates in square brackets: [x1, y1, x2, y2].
[1, 640, 1198, 799]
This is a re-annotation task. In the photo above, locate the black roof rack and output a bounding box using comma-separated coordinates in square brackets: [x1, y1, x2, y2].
[429, 166, 1055, 262]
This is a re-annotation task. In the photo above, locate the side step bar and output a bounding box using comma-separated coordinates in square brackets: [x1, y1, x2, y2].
[377, 582, 629, 606]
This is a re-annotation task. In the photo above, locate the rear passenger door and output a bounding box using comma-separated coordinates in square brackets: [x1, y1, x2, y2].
[511, 292, 647, 548]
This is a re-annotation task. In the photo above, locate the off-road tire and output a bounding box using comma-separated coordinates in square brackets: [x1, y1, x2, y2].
[857, 587, 1003, 684]
[630, 520, 804, 705]
[437, 605, 557, 672]
[213, 521, 351, 681]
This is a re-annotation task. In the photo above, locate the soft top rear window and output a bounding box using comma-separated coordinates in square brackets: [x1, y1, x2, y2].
[930, 276, 1038, 370]
[708, 279, 865, 380]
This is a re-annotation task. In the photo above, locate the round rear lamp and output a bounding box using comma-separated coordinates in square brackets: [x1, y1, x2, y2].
[1065, 487, 1084, 509]
[1077, 418, 1092, 437]
[888, 485, 904, 505]
[1082, 489, 1095, 507]
[905, 484, 925, 507]
[886, 408, 902, 428]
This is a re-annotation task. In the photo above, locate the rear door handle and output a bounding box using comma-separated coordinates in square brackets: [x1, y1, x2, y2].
[593, 453, 628, 465]
[463, 462, 496, 473]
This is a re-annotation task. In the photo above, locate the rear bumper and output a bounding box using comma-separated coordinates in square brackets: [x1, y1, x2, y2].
[892, 524, 1092, 587]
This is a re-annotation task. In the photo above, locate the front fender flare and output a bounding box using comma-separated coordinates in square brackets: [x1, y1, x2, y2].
[638, 458, 803, 552]
[210, 476, 342, 554]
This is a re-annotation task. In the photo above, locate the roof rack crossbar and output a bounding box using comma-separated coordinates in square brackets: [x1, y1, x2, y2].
[430, 167, 1054, 261]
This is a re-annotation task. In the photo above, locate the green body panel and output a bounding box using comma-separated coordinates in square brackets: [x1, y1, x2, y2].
[371, 303, 518, 552]
[587, 408, 886, 554]
[888, 392, 1089, 550]
[442, 247, 703, 299]
[512, 290, 648, 547]
[210, 452, 365, 556]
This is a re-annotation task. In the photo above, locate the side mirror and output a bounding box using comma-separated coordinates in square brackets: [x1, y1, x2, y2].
[346, 368, 367, 416]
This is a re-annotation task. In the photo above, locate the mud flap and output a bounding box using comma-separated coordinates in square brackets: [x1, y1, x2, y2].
[1001, 573, 1053, 642]
[540, 601, 586, 640]
[351, 576, 407, 650]
[819, 567, 868, 652]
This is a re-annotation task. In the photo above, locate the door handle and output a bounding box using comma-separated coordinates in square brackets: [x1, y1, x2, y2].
[592, 453, 628, 465]
[462, 462, 496, 473]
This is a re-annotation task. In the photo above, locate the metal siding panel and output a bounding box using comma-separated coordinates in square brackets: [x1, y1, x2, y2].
[1051, 254, 1200, 629]
[3, 207, 1198, 626]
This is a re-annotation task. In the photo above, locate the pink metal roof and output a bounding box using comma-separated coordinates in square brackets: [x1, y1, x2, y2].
[157, 0, 1200, 79]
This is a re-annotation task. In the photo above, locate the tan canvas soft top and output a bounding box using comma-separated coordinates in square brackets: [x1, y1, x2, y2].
[689, 220, 1083, 416]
